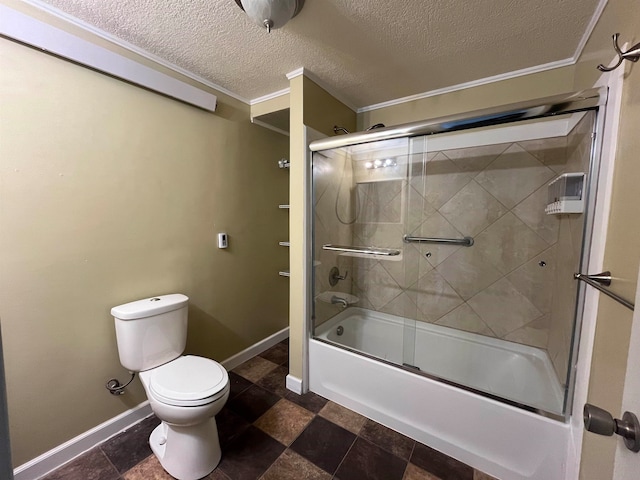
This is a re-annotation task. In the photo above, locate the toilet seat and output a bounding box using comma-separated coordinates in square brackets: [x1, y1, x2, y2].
[148, 355, 229, 407]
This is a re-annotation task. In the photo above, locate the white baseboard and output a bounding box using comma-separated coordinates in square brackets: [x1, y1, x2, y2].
[286, 374, 303, 394]
[14, 401, 153, 480]
[14, 326, 289, 479]
[221, 327, 289, 371]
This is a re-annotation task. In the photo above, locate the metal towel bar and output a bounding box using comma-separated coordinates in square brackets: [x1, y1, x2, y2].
[322, 244, 401, 256]
[574, 271, 635, 311]
[403, 235, 474, 247]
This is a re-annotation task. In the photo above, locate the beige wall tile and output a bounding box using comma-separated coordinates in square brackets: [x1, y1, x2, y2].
[475, 144, 555, 208]
[507, 246, 557, 314]
[414, 269, 464, 322]
[436, 247, 503, 301]
[474, 213, 549, 274]
[441, 143, 510, 175]
[423, 153, 473, 208]
[438, 180, 508, 236]
[467, 278, 543, 337]
[504, 314, 550, 349]
[517, 136, 568, 173]
[435, 303, 495, 337]
[512, 184, 560, 245]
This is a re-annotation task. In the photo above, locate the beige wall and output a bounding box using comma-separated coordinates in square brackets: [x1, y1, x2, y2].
[288, 76, 356, 379]
[0, 38, 289, 466]
[575, 0, 640, 478]
[358, 66, 576, 130]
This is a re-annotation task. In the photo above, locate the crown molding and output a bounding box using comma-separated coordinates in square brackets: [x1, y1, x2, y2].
[358, 0, 608, 114]
[286, 67, 305, 80]
[13, 0, 610, 116]
[357, 57, 574, 114]
[572, 0, 609, 62]
[249, 87, 290, 105]
[285, 67, 358, 112]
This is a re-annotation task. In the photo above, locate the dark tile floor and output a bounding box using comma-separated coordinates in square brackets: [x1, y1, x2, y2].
[42, 340, 498, 480]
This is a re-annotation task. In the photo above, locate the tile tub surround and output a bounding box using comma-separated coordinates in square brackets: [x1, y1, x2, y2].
[40, 340, 497, 480]
[337, 121, 594, 372]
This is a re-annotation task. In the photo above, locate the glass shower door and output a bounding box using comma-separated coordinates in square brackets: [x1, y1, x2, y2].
[312, 137, 416, 367]
[311, 108, 598, 417]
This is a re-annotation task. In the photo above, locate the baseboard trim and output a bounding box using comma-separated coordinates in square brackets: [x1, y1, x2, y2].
[14, 326, 290, 479]
[14, 401, 152, 480]
[221, 327, 290, 371]
[286, 374, 303, 394]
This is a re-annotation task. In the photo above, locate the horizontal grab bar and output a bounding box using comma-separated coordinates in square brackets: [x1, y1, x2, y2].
[403, 235, 474, 247]
[322, 244, 401, 256]
[574, 271, 634, 311]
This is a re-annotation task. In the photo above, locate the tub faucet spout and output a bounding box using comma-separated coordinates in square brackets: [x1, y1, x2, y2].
[330, 295, 348, 308]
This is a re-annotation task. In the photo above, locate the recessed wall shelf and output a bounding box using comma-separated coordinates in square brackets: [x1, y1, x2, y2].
[278, 158, 290, 277]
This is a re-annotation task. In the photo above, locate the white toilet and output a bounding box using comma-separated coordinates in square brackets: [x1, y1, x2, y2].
[111, 294, 230, 480]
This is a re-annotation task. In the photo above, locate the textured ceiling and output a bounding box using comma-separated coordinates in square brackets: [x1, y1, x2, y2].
[35, 0, 601, 108]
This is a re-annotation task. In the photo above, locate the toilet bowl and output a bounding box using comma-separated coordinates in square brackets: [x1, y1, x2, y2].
[111, 294, 230, 480]
[140, 356, 230, 480]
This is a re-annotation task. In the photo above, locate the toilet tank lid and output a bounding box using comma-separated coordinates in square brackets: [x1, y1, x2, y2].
[111, 294, 188, 320]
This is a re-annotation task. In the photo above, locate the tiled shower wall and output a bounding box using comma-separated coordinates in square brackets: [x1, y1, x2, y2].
[313, 148, 355, 326]
[547, 112, 594, 381]
[321, 114, 594, 384]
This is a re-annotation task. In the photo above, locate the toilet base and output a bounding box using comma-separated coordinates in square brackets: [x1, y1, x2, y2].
[149, 418, 221, 480]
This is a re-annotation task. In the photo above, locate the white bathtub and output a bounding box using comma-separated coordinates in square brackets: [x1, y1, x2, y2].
[310, 307, 574, 480]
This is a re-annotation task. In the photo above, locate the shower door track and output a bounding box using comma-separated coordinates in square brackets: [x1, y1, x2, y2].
[309, 88, 604, 152]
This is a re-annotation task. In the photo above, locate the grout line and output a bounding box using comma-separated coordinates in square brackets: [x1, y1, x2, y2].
[330, 434, 358, 479]
[97, 447, 122, 479]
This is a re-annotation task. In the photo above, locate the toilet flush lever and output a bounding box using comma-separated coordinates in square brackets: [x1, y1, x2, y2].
[583, 404, 640, 452]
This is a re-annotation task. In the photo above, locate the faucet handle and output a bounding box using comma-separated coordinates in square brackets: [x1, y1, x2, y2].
[329, 267, 348, 286]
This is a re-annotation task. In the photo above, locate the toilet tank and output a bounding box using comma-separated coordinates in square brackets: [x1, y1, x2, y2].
[111, 294, 188, 372]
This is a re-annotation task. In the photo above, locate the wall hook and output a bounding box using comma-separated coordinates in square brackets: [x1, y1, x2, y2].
[597, 33, 640, 72]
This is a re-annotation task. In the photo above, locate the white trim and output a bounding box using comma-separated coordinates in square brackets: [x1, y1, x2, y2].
[220, 326, 290, 371]
[251, 118, 290, 137]
[285, 67, 305, 80]
[566, 62, 625, 480]
[357, 58, 574, 114]
[13, 326, 290, 479]
[14, 401, 153, 480]
[0, 4, 218, 112]
[285, 374, 303, 394]
[17, 0, 248, 104]
[613, 265, 640, 479]
[572, 0, 609, 62]
[286, 68, 358, 112]
[249, 87, 290, 105]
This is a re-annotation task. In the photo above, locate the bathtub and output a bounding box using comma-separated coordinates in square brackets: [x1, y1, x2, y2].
[309, 307, 574, 480]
